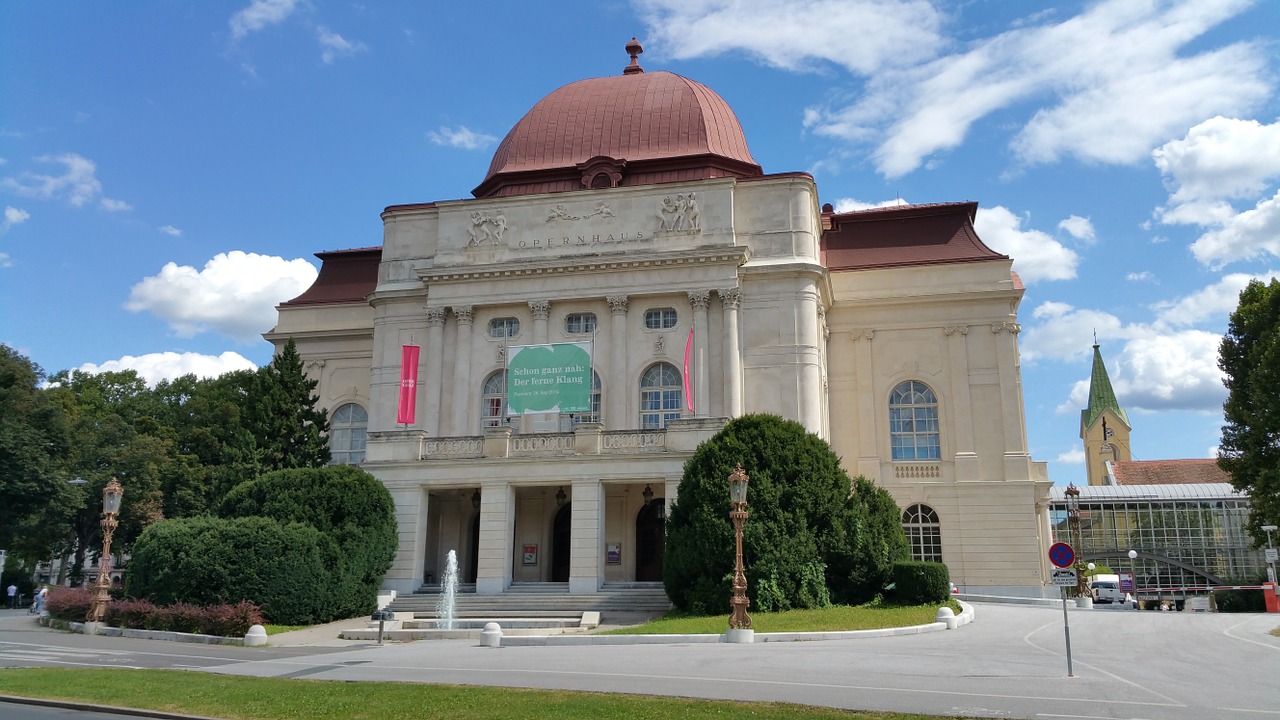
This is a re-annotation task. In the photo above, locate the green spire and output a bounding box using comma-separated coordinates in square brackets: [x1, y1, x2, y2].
[1081, 343, 1128, 431]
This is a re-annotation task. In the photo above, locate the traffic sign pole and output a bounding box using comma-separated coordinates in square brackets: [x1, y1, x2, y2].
[1061, 587, 1073, 678]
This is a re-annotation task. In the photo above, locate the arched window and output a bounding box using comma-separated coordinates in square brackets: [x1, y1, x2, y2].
[640, 363, 683, 429]
[902, 503, 942, 562]
[889, 381, 941, 460]
[482, 370, 507, 428]
[330, 403, 368, 465]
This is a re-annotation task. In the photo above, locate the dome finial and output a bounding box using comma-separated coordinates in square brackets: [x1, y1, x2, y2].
[623, 37, 644, 75]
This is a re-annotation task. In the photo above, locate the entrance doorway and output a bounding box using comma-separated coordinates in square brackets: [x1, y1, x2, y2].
[635, 499, 665, 581]
[551, 503, 571, 582]
[468, 513, 479, 583]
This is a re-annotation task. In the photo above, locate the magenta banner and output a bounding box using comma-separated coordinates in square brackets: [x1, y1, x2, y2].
[397, 344, 420, 424]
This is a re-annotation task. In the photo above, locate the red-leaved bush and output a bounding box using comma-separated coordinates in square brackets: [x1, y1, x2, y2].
[45, 587, 263, 637]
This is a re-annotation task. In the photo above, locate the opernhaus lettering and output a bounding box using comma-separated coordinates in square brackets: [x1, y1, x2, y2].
[517, 231, 646, 250]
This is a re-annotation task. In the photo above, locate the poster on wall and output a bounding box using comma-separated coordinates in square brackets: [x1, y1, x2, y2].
[522, 544, 538, 566]
[506, 342, 593, 415]
[606, 543, 621, 564]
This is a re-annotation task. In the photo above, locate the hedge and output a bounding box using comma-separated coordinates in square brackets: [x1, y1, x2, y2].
[890, 561, 951, 604]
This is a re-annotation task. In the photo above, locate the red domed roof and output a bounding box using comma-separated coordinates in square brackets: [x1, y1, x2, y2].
[473, 41, 761, 198]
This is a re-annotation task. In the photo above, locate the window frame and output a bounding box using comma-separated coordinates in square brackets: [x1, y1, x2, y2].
[329, 402, 368, 465]
[639, 362, 684, 429]
[643, 307, 678, 330]
[481, 370, 508, 428]
[488, 317, 521, 339]
[564, 312, 597, 335]
[889, 380, 941, 461]
[902, 503, 943, 563]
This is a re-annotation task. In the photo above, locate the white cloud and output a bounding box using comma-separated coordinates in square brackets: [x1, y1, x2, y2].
[427, 126, 498, 151]
[99, 197, 132, 212]
[1, 153, 129, 210]
[316, 27, 366, 64]
[1188, 190, 1280, 268]
[2, 205, 30, 232]
[793, 0, 1268, 176]
[125, 251, 318, 343]
[1022, 302, 1124, 364]
[1126, 271, 1155, 283]
[973, 206, 1078, 284]
[0, 252, 10, 268]
[831, 196, 909, 212]
[1057, 215, 1095, 244]
[1153, 116, 1280, 206]
[230, 0, 299, 40]
[76, 351, 258, 388]
[637, 0, 945, 75]
[159, 225, 182, 237]
[1056, 329, 1225, 413]
[1056, 447, 1085, 464]
[1151, 271, 1279, 327]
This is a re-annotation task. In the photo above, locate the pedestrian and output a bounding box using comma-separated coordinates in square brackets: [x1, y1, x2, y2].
[6, 583, 16, 609]
[34, 586, 48, 615]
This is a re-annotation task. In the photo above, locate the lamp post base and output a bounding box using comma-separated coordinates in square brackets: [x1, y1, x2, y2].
[83, 621, 105, 636]
[724, 628, 755, 644]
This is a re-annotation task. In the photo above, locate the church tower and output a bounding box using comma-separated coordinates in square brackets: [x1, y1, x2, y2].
[1080, 343, 1131, 485]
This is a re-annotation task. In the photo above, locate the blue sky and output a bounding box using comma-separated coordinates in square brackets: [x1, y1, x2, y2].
[3, 1, 1278, 486]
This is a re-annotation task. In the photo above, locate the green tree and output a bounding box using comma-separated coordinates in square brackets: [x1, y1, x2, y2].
[247, 339, 330, 471]
[1218, 278, 1280, 544]
[663, 414, 908, 614]
[0, 345, 70, 551]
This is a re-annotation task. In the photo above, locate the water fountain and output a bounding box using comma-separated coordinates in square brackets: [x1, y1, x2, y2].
[435, 549, 459, 630]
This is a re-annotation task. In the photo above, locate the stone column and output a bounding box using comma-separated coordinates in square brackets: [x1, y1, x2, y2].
[529, 300, 551, 345]
[424, 307, 447, 437]
[797, 286, 823, 432]
[851, 329, 879, 481]
[945, 325, 979, 481]
[719, 287, 743, 418]
[688, 290, 710, 417]
[568, 479, 602, 594]
[992, 321, 1032, 480]
[606, 295, 629, 429]
[450, 305, 475, 436]
[475, 481, 514, 595]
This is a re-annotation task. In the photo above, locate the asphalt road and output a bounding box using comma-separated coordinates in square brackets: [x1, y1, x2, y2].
[2, 603, 1278, 720]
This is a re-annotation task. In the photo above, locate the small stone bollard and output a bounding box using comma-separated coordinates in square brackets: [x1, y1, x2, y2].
[244, 624, 268, 647]
[935, 606, 958, 630]
[479, 622, 502, 648]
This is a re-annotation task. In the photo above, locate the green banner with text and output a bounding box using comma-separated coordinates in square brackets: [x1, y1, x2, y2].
[506, 342, 592, 415]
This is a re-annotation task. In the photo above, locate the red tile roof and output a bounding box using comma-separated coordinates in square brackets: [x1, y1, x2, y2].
[1112, 459, 1231, 486]
[820, 202, 1009, 271]
[279, 247, 380, 307]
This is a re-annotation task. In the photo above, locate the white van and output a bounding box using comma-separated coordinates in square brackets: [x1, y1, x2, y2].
[1090, 574, 1123, 603]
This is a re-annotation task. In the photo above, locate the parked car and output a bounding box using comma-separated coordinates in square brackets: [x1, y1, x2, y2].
[1090, 579, 1123, 603]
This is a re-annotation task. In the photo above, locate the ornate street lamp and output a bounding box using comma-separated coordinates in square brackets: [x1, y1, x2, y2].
[642, 484, 654, 506]
[727, 464, 751, 631]
[89, 478, 124, 627]
[1064, 483, 1086, 598]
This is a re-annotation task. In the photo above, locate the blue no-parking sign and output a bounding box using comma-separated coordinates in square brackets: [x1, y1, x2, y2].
[1049, 542, 1075, 568]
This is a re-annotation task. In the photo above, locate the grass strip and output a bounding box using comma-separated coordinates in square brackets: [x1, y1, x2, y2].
[0, 668, 974, 720]
[605, 603, 954, 635]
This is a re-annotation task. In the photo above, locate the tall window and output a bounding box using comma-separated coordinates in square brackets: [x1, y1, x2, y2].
[644, 307, 678, 330]
[565, 312, 597, 334]
[482, 370, 507, 428]
[903, 504, 942, 562]
[889, 380, 941, 460]
[640, 362, 683, 429]
[565, 371, 603, 425]
[488, 317, 520, 338]
[330, 403, 368, 465]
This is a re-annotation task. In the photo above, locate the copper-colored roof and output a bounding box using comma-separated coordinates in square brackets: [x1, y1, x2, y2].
[1112, 459, 1231, 486]
[821, 202, 1008, 271]
[474, 61, 761, 198]
[280, 247, 380, 307]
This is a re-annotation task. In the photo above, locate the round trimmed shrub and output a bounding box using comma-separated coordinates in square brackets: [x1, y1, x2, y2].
[125, 515, 334, 625]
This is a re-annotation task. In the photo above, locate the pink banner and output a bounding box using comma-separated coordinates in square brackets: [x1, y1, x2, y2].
[683, 327, 694, 412]
[397, 345, 420, 425]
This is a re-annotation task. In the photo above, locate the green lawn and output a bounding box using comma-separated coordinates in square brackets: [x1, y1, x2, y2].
[0, 669, 983, 720]
[607, 602, 960, 635]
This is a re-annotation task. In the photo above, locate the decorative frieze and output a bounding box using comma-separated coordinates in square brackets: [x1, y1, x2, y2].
[467, 210, 508, 246]
[894, 464, 942, 479]
[657, 192, 700, 232]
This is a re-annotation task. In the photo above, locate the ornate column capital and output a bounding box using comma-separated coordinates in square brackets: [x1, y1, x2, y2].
[528, 300, 551, 320]
[452, 305, 475, 325]
[944, 325, 969, 336]
[426, 307, 447, 327]
[990, 321, 1021, 335]
[687, 290, 711, 311]
[851, 328, 875, 342]
[718, 287, 742, 309]
[606, 295, 629, 315]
